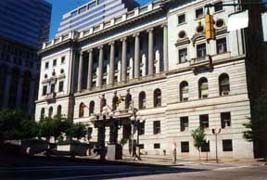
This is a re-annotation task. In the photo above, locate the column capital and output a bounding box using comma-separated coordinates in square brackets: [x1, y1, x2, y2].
[133, 32, 140, 38]
[87, 49, 93, 53]
[108, 41, 115, 46]
[98, 45, 104, 50]
[147, 28, 154, 33]
[120, 37, 127, 42]
[161, 23, 168, 28]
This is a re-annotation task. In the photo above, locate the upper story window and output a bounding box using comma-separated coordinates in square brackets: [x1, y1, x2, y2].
[178, 48, 188, 63]
[45, 62, 49, 69]
[40, 108, 45, 120]
[214, 1, 223, 12]
[139, 91, 146, 109]
[216, 38, 227, 54]
[88, 1, 96, 9]
[70, 10, 78, 17]
[221, 112, 231, 128]
[139, 122, 145, 135]
[196, 43, 207, 59]
[180, 116, 189, 132]
[219, 73, 230, 96]
[180, 81, 189, 102]
[178, 14, 186, 25]
[153, 121, 161, 135]
[58, 81, 64, 92]
[79, 6, 87, 14]
[200, 114, 209, 129]
[42, 85, 47, 96]
[61, 56, 65, 64]
[50, 84, 55, 93]
[48, 107, 53, 118]
[195, 8, 204, 19]
[57, 105, 62, 116]
[79, 103, 85, 118]
[199, 77, 208, 99]
[53, 59, 57, 66]
[154, 89, 162, 107]
[89, 101, 95, 116]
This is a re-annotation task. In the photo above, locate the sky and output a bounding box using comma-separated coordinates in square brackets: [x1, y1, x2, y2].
[47, 0, 151, 39]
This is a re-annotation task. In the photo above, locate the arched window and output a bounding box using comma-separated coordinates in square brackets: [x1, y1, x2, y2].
[57, 105, 62, 116]
[219, 73, 230, 96]
[139, 91, 146, 109]
[199, 77, 208, 99]
[89, 101, 95, 116]
[154, 89, 162, 107]
[79, 103, 85, 117]
[180, 81, 189, 102]
[40, 108, 45, 120]
[48, 107, 53, 118]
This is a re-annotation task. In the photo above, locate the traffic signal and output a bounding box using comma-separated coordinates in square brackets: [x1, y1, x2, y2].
[205, 14, 215, 40]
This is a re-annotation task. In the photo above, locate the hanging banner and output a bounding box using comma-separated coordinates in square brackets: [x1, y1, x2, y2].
[262, 12, 267, 42]
[227, 10, 249, 32]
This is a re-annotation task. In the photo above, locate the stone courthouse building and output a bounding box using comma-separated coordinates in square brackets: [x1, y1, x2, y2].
[36, 0, 267, 160]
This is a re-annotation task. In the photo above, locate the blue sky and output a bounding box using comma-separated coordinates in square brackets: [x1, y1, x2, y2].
[47, 0, 151, 39]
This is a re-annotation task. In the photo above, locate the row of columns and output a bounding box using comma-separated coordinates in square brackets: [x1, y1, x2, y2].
[77, 25, 168, 92]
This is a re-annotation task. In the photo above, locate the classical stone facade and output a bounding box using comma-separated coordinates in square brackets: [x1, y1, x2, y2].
[36, 0, 267, 160]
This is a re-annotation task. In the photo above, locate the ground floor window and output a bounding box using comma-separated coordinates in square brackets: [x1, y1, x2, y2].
[222, 139, 233, 152]
[181, 141, 189, 153]
[154, 143, 160, 149]
[201, 141, 210, 152]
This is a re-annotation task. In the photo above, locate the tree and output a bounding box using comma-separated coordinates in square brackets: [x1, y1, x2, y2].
[17, 119, 39, 139]
[192, 127, 206, 160]
[38, 117, 55, 142]
[66, 123, 87, 140]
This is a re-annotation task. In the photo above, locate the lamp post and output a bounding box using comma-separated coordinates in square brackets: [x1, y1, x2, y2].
[212, 128, 221, 163]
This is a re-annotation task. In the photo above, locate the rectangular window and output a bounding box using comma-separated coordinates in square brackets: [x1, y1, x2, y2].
[139, 122, 145, 135]
[196, 43, 206, 59]
[178, 14, 186, 24]
[53, 59, 57, 66]
[154, 143, 160, 149]
[153, 121, 161, 135]
[45, 62, 49, 69]
[216, 38, 227, 54]
[214, 2, 223, 12]
[58, 81, 64, 92]
[42, 85, 47, 96]
[181, 142, 189, 153]
[50, 84, 55, 93]
[201, 141, 210, 152]
[200, 114, 209, 129]
[195, 8, 204, 19]
[221, 112, 231, 128]
[79, 6, 87, 14]
[61, 56, 65, 64]
[179, 48, 187, 63]
[223, 140, 233, 151]
[139, 144, 144, 149]
[180, 116, 189, 132]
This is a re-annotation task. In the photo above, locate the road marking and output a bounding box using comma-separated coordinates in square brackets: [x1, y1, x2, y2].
[38, 171, 148, 180]
[213, 165, 252, 171]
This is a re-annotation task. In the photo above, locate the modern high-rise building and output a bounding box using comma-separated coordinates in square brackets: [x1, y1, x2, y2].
[36, 0, 267, 160]
[0, 0, 52, 114]
[56, 0, 139, 36]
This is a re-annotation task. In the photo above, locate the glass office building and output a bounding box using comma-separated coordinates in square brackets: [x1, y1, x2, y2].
[56, 0, 138, 36]
[0, 0, 52, 48]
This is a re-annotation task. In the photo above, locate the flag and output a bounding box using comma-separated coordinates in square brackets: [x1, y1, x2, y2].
[262, 12, 267, 42]
[227, 10, 249, 32]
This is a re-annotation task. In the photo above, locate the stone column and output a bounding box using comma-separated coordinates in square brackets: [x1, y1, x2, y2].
[109, 42, 115, 85]
[121, 38, 127, 82]
[3, 68, 12, 107]
[134, 33, 140, 79]
[148, 28, 154, 75]
[16, 74, 23, 108]
[98, 46, 104, 87]
[163, 24, 169, 72]
[87, 49, 93, 90]
[77, 52, 84, 92]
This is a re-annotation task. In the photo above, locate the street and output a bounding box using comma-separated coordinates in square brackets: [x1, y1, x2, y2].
[0, 155, 266, 180]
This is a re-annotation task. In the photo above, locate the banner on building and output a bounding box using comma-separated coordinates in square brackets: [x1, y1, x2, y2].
[262, 12, 267, 42]
[227, 10, 249, 32]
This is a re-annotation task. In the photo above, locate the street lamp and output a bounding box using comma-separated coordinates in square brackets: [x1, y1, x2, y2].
[212, 128, 221, 163]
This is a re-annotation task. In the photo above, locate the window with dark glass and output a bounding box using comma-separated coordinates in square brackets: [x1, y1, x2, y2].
[50, 84, 55, 93]
[57, 105, 62, 116]
[153, 121, 161, 135]
[53, 59, 57, 66]
[219, 74, 230, 96]
[180, 81, 189, 102]
[214, 1, 223, 12]
[200, 114, 209, 129]
[216, 38, 227, 54]
[221, 112, 231, 128]
[58, 81, 64, 92]
[89, 101, 95, 116]
[45, 62, 49, 69]
[79, 103, 85, 118]
[223, 139, 233, 151]
[139, 122, 145, 135]
[196, 43, 206, 59]
[40, 108, 45, 119]
[154, 143, 161, 149]
[42, 85, 47, 95]
[178, 14, 186, 24]
[199, 78, 208, 99]
[180, 116, 189, 132]
[195, 8, 204, 18]
[154, 89, 162, 107]
[181, 142, 190, 152]
[48, 107, 53, 118]
[139, 91, 146, 109]
[179, 48, 187, 63]
[201, 141, 210, 152]
[61, 56, 65, 64]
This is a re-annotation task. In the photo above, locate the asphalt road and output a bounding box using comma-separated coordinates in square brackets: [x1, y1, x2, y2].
[0, 155, 266, 180]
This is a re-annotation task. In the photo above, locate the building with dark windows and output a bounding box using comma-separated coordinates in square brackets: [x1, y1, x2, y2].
[36, 0, 267, 160]
[0, 0, 52, 114]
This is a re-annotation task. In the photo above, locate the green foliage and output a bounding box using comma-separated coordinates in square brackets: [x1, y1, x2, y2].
[120, 137, 129, 146]
[191, 127, 206, 152]
[17, 119, 39, 139]
[66, 123, 87, 140]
